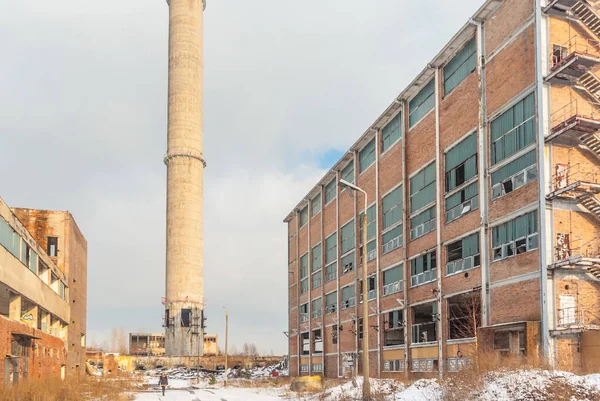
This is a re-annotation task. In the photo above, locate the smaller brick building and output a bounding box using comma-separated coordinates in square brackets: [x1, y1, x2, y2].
[0, 195, 87, 387]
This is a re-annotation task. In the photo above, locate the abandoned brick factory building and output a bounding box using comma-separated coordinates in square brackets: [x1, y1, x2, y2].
[284, 0, 600, 378]
[129, 333, 219, 357]
[0, 196, 87, 386]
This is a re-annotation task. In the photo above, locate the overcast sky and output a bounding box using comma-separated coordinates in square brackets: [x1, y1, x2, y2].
[0, 0, 485, 355]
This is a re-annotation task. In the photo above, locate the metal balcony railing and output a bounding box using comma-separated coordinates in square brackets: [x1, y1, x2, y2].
[555, 237, 600, 261]
[550, 99, 600, 133]
[550, 36, 600, 70]
[551, 163, 600, 193]
[557, 307, 587, 327]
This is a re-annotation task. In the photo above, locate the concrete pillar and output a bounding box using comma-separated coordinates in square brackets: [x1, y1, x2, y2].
[163, 0, 205, 357]
[9, 292, 21, 321]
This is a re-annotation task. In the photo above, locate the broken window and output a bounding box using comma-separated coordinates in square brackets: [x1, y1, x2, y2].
[341, 285, 355, 310]
[301, 332, 310, 355]
[411, 303, 437, 344]
[552, 44, 569, 67]
[410, 250, 437, 287]
[47, 237, 58, 257]
[446, 182, 478, 223]
[384, 310, 404, 347]
[494, 332, 510, 356]
[181, 309, 191, 328]
[300, 303, 309, 323]
[332, 325, 338, 345]
[445, 133, 477, 192]
[359, 276, 377, 302]
[325, 291, 337, 315]
[341, 253, 355, 275]
[312, 329, 323, 354]
[448, 293, 481, 340]
[492, 210, 538, 261]
[491, 151, 537, 200]
[446, 233, 480, 276]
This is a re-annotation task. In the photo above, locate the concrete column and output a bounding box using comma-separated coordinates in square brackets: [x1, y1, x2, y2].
[9, 292, 21, 321]
[164, 0, 205, 357]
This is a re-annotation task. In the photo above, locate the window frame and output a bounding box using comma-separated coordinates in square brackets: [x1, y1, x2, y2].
[359, 138, 376, 174]
[381, 112, 402, 154]
[443, 37, 477, 96]
[410, 250, 437, 287]
[311, 193, 322, 216]
[409, 80, 436, 128]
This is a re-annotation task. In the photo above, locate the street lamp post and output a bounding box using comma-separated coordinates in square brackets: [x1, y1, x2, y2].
[339, 178, 370, 400]
[223, 306, 229, 387]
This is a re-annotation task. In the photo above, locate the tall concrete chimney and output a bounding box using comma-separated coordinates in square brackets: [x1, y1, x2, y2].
[163, 0, 205, 357]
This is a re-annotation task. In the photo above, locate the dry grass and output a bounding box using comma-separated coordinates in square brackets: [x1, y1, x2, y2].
[0, 376, 140, 401]
[223, 376, 293, 388]
[442, 351, 555, 401]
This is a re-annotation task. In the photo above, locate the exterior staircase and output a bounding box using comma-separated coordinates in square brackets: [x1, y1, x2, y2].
[579, 71, 600, 99]
[573, 1, 600, 38]
[578, 192, 600, 219]
[581, 132, 600, 161]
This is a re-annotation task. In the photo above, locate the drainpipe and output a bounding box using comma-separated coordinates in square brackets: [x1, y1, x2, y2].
[353, 151, 359, 378]
[374, 128, 382, 378]
[434, 67, 444, 379]
[296, 211, 300, 376]
[336, 171, 341, 378]
[320, 185, 325, 376]
[308, 200, 312, 376]
[400, 100, 410, 380]
[535, 0, 551, 363]
[471, 17, 491, 329]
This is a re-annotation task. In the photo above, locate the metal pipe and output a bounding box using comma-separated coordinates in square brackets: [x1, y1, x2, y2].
[339, 178, 370, 399]
[535, 0, 551, 363]
[434, 67, 444, 379]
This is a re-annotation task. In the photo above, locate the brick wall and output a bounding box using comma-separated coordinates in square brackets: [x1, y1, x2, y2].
[0, 316, 66, 388]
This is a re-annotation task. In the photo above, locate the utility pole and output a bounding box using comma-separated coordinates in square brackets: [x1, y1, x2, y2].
[339, 179, 370, 400]
[224, 306, 229, 387]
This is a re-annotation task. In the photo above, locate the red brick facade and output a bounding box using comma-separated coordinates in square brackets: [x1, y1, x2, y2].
[285, 0, 600, 378]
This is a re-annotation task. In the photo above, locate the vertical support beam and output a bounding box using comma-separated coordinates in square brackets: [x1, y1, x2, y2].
[9, 293, 21, 321]
[474, 17, 491, 328]
[400, 101, 410, 380]
[535, 0, 551, 363]
[296, 211, 301, 376]
[320, 184, 325, 376]
[434, 67, 444, 379]
[353, 150, 359, 378]
[375, 128, 382, 378]
[308, 200, 312, 376]
[336, 170, 341, 378]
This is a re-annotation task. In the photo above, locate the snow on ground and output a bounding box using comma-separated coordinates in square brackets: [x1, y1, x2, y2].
[133, 370, 600, 401]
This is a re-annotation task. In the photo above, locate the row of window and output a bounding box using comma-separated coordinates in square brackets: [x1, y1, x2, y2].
[298, 91, 537, 247]
[299, 293, 481, 356]
[299, 358, 470, 374]
[297, 209, 538, 295]
[0, 216, 67, 300]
